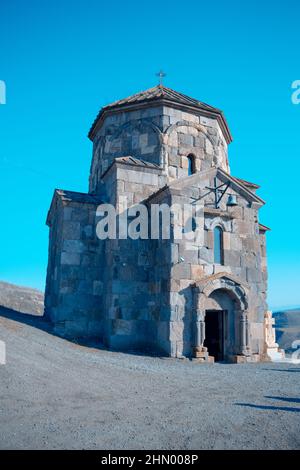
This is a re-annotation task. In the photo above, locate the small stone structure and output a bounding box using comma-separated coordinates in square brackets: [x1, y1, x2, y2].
[45, 85, 279, 362]
[264, 311, 285, 361]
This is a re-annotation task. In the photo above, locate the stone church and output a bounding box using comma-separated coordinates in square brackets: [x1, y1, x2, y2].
[45, 84, 278, 363]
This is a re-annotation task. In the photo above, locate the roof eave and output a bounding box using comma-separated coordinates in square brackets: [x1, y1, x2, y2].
[88, 98, 233, 144]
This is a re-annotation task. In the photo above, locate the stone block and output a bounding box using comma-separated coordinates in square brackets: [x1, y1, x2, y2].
[78, 280, 93, 294]
[169, 321, 184, 341]
[65, 318, 90, 336]
[178, 133, 193, 147]
[230, 234, 242, 251]
[223, 249, 241, 267]
[71, 209, 89, 224]
[206, 230, 214, 249]
[62, 221, 81, 240]
[177, 167, 187, 179]
[81, 253, 96, 267]
[181, 111, 199, 124]
[61, 252, 81, 266]
[233, 220, 251, 236]
[214, 265, 231, 274]
[181, 156, 189, 169]
[93, 280, 103, 296]
[199, 246, 213, 263]
[63, 240, 86, 253]
[243, 237, 260, 252]
[157, 321, 169, 341]
[82, 224, 94, 239]
[63, 207, 73, 221]
[179, 247, 199, 264]
[171, 263, 191, 280]
[223, 232, 230, 250]
[246, 267, 262, 283]
[61, 265, 84, 280]
[194, 135, 205, 148]
[191, 264, 205, 280]
[195, 158, 201, 171]
[170, 279, 180, 292]
[228, 206, 243, 219]
[87, 320, 103, 336]
[205, 139, 214, 155]
[203, 264, 214, 275]
[112, 319, 132, 335]
[171, 243, 179, 264]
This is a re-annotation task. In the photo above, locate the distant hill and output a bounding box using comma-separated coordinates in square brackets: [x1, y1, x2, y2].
[273, 308, 300, 354]
[0, 280, 44, 316]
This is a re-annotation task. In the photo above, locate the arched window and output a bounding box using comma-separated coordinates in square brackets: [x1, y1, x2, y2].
[214, 226, 224, 264]
[187, 154, 196, 176]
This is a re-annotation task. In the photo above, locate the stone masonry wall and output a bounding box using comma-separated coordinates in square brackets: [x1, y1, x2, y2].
[162, 106, 229, 180]
[148, 172, 267, 358]
[96, 162, 168, 351]
[89, 107, 163, 193]
[89, 105, 229, 194]
[45, 197, 104, 338]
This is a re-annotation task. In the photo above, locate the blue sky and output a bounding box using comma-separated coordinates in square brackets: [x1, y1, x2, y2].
[0, 0, 299, 309]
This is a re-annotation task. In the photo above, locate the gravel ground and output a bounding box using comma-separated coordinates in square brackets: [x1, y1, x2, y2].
[0, 308, 299, 450]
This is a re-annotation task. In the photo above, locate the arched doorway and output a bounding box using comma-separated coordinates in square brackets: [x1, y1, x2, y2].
[193, 274, 250, 363]
[204, 310, 224, 361]
[203, 289, 237, 362]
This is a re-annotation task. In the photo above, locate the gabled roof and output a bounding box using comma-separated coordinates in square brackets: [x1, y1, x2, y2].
[88, 85, 232, 144]
[146, 167, 265, 206]
[46, 189, 103, 226]
[114, 156, 161, 169]
[233, 177, 260, 190]
[259, 223, 271, 232]
[101, 155, 164, 180]
[53, 189, 102, 204]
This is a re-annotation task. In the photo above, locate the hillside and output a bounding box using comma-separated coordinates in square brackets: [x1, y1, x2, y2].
[273, 308, 300, 354]
[0, 280, 44, 316]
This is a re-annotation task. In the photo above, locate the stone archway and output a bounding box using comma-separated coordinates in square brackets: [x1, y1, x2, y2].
[192, 273, 251, 363]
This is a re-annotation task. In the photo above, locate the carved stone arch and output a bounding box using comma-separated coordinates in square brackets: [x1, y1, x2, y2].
[165, 121, 216, 147]
[192, 274, 251, 360]
[204, 216, 231, 232]
[164, 121, 218, 170]
[165, 120, 208, 138]
[111, 120, 164, 166]
[112, 120, 163, 143]
[195, 275, 248, 312]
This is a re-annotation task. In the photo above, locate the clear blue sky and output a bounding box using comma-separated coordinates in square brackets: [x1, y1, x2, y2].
[0, 0, 299, 309]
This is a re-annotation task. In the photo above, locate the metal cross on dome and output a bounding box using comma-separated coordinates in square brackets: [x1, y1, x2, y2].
[156, 70, 166, 86]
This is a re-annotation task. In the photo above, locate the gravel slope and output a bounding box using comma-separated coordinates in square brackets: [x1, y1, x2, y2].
[0, 281, 44, 315]
[0, 308, 299, 450]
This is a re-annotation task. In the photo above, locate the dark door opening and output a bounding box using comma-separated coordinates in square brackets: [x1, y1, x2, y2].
[204, 310, 224, 361]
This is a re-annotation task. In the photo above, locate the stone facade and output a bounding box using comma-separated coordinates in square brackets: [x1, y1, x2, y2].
[45, 85, 274, 362]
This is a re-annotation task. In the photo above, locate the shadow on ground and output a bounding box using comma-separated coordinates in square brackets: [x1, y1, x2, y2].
[236, 395, 300, 413]
[262, 368, 300, 373]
